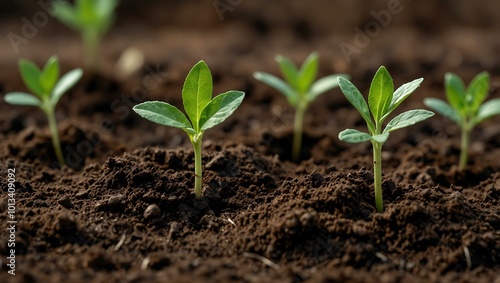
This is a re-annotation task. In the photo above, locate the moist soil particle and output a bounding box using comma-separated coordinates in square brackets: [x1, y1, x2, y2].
[1, 1, 500, 282]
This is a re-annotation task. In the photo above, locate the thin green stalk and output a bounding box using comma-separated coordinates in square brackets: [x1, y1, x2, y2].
[372, 142, 383, 213]
[45, 108, 65, 166]
[292, 101, 306, 162]
[459, 124, 471, 171]
[372, 122, 384, 213]
[82, 28, 100, 70]
[193, 136, 203, 198]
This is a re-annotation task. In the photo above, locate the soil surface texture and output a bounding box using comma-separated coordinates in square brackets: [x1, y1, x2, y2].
[0, 1, 499, 282]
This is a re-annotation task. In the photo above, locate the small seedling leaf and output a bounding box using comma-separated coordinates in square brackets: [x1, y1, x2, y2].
[19, 59, 44, 97]
[384, 109, 434, 133]
[445, 73, 466, 114]
[368, 66, 394, 121]
[473, 98, 500, 125]
[384, 78, 423, 119]
[4, 92, 41, 107]
[182, 61, 213, 131]
[53, 2, 81, 30]
[51, 69, 83, 107]
[253, 72, 297, 106]
[78, 0, 98, 25]
[40, 56, 60, 94]
[338, 77, 375, 132]
[423, 98, 461, 125]
[96, 0, 118, 18]
[200, 91, 245, 131]
[371, 133, 390, 143]
[308, 74, 348, 102]
[133, 101, 193, 131]
[466, 71, 490, 113]
[338, 129, 372, 143]
[276, 55, 299, 89]
[297, 52, 318, 93]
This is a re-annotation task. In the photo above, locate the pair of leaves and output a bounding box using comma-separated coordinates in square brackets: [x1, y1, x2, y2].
[133, 61, 245, 138]
[424, 72, 500, 127]
[338, 66, 434, 144]
[4, 57, 83, 110]
[276, 52, 318, 94]
[54, 0, 118, 33]
[253, 52, 347, 107]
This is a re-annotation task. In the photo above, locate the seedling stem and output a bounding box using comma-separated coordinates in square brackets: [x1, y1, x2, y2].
[45, 106, 65, 165]
[193, 135, 203, 198]
[372, 139, 383, 213]
[459, 123, 471, 170]
[292, 101, 306, 162]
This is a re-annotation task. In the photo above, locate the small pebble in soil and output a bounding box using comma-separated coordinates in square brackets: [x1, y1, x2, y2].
[75, 189, 90, 199]
[144, 204, 161, 220]
[108, 194, 126, 207]
[309, 172, 325, 188]
[57, 195, 73, 209]
[168, 222, 182, 240]
[55, 213, 78, 234]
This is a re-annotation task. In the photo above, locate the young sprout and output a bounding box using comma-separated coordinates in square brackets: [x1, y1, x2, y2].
[253, 52, 348, 162]
[4, 56, 83, 165]
[424, 72, 500, 170]
[53, 0, 118, 70]
[133, 61, 245, 198]
[338, 66, 434, 212]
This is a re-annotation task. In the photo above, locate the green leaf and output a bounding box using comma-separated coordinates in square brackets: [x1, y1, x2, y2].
[78, 0, 97, 25]
[424, 98, 462, 125]
[53, 2, 81, 30]
[133, 101, 194, 132]
[297, 52, 318, 93]
[276, 55, 299, 89]
[253, 72, 297, 107]
[384, 78, 423, 119]
[445, 73, 466, 114]
[473, 98, 500, 125]
[4, 92, 41, 107]
[371, 133, 390, 143]
[466, 71, 490, 113]
[95, 0, 118, 32]
[338, 129, 372, 143]
[19, 59, 44, 97]
[199, 91, 245, 131]
[182, 60, 213, 131]
[308, 74, 348, 102]
[338, 77, 375, 132]
[51, 68, 83, 107]
[96, 0, 118, 18]
[368, 66, 394, 122]
[384, 109, 434, 133]
[40, 56, 60, 94]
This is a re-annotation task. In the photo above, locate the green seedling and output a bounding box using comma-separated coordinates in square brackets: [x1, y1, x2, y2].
[253, 52, 348, 162]
[133, 61, 245, 198]
[4, 56, 83, 165]
[424, 72, 500, 170]
[53, 0, 118, 69]
[338, 66, 434, 212]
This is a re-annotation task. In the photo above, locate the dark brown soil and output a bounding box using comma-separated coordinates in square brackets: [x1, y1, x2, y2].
[1, 1, 499, 282]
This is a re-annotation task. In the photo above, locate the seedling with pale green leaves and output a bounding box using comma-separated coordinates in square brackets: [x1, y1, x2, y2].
[254, 52, 348, 162]
[53, 0, 118, 69]
[424, 72, 500, 170]
[133, 61, 244, 198]
[4, 56, 83, 165]
[338, 66, 434, 212]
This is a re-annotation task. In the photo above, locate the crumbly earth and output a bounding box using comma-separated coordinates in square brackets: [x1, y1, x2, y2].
[0, 1, 499, 282]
